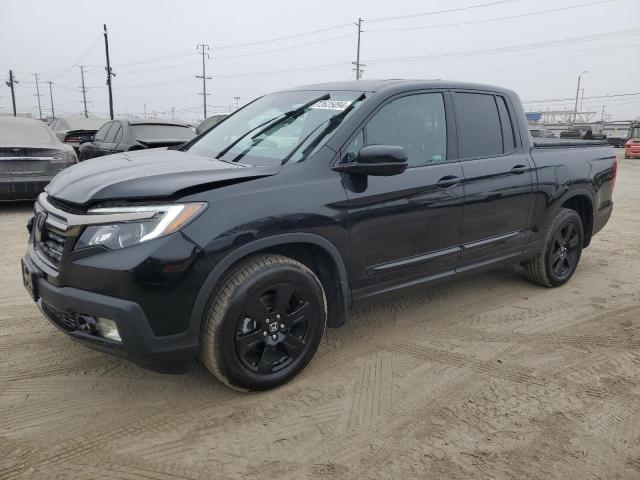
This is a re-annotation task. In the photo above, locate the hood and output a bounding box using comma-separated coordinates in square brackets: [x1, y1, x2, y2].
[45, 149, 281, 205]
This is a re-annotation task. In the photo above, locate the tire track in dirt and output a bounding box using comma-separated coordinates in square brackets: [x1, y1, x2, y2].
[344, 351, 393, 430]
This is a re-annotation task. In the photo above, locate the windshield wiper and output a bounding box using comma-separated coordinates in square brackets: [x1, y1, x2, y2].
[281, 93, 365, 165]
[215, 93, 330, 160]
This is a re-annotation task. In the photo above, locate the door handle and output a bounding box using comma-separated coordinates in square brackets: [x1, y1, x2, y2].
[436, 175, 461, 188]
[511, 165, 529, 174]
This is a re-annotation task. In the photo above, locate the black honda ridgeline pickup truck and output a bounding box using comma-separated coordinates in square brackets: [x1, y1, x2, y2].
[22, 80, 616, 390]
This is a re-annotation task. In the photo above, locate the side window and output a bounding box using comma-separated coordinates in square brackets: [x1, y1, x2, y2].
[496, 96, 517, 152]
[365, 93, 447, 168]
[105, 122, 120, 143]
[343, 130, 364, 163]
[113, 124, 123, 143]
[94, 122, 112, 142]
[454, 93, 503, 159]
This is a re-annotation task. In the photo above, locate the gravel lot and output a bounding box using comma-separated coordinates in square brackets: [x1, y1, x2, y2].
[1, 151, 639, 480]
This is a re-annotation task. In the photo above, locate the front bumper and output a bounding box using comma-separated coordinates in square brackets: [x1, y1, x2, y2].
[0, 177, 50, 201]
[625, 148, 640, 158]
[22, 252, 202, 373]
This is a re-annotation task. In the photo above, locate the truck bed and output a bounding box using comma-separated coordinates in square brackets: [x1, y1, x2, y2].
[532, 139, 608, 148]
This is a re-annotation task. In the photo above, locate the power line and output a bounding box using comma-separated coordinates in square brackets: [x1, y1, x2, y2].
[354, 18, 364, 80]
[47, 36, 102, 81]
[46, 81, 55, 118]
[117, 60, 201, 74]
[79, 66, 88, 118]
[215, 33, 352, 59]
[364, 27, 640, 66]
[215, 22, 353, 49]
[367, 0, 523, 23]
[523, 92, 640, 104]
[6, 70, 18, 116]
[195, 44, 212, 119]
[103, 24, 115, 120]
[33, 73, 42, 120]
[110, 50, 195, 67]
[367, 0, 617, 32]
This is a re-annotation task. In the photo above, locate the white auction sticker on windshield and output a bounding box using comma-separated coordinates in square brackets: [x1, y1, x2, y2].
[310, 100, 350, 111]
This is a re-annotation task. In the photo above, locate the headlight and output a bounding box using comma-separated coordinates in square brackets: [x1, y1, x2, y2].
[75, 202, 207, 250]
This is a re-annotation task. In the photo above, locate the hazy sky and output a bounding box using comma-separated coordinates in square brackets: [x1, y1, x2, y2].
[1, 0, 639, 123]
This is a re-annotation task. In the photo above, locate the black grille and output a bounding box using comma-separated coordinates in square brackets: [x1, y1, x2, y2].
[41, 301, 78, 331]
[35, 225, 65, 268]
[47, 196, 88, 215]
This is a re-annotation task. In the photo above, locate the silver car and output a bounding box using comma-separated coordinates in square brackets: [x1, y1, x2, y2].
[0, 116, 77, 201]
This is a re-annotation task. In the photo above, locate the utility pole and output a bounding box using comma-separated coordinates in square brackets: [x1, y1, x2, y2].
[572, 70, 587, 125]
[46, 81, 55, 118]
[579, 88, 585, 113]
[195, 44, 212, 120]
[234, 96, 240, 110]
[103, 24, 115, 120]
[601, 105, 605, 123]
[143, 102, 151, 119]
[5, 70, 18, 116]
[33, 74, 43, 120]
[353, 18, 364, 80]
[171, 106, 175, 121]
[79, 66, 88, 118]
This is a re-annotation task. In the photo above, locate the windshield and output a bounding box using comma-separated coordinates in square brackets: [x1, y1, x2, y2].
[131, 124, 195, 142]
[187, 90, 365, 166]
[630, 126, 640, 139]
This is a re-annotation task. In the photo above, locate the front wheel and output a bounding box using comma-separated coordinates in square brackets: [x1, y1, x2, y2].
[523, 208, 584, 287]
[200, 254, 326, 391]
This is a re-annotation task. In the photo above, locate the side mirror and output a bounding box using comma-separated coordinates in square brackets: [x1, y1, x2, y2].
[335, 145, 408, 176]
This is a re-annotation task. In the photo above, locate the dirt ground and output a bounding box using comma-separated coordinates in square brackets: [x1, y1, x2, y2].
[1, 151, 639, 480]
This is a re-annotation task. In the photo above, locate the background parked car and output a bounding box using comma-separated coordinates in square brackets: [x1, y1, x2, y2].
[608, 136, 628, 148]
[49, 117, 109, 153]
[530, 128, 556, 138]
[0, 116, 77, 201]
[560, 126, 606, 140]
[78, 119, 196, 161]
[195, 114, 228, 135]
[625, 122, 640, 159]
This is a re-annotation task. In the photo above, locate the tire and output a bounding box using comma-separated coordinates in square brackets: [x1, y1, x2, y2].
[523, 208, 584, 287]
[200, 254, 327, 391]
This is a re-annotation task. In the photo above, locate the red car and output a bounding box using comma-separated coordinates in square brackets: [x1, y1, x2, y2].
[625, 123, 640, 159]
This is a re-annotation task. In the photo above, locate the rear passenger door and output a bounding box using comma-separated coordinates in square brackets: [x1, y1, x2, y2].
[452, 91, 535, 270]
[100, 121, 121, 154]
[81, 121, 112, 160]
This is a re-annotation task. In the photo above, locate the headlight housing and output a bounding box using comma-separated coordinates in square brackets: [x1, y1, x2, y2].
[75, 202, 207, 250]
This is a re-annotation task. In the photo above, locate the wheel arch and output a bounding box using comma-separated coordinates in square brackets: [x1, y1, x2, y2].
[558, 191, 594, 247]
[190, 234, 351, 339]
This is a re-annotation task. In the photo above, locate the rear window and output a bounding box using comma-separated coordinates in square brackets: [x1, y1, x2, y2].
[131, 124, 195, 142]
[454, 93, 503, 159]
[0, 122, 52, 144]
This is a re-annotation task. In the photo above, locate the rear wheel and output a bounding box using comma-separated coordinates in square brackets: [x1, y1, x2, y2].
[523, 208, 584, 287]
[201, 254, 326, 391]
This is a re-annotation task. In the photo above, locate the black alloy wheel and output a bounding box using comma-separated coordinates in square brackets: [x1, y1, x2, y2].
[549, 222, 581, 280]
[235, 283, 314, 374]
[201, 254, 326, 391]
[523, 208, 584, 287]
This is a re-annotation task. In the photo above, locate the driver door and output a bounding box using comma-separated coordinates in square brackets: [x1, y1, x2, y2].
[342, 91, 465, 302]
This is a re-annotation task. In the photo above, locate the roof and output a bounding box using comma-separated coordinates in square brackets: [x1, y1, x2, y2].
[281, 79, 516, 97]
[125, 118, 190, 127]
[0, 116, 47, 126]
[57, 117, 109, 130]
